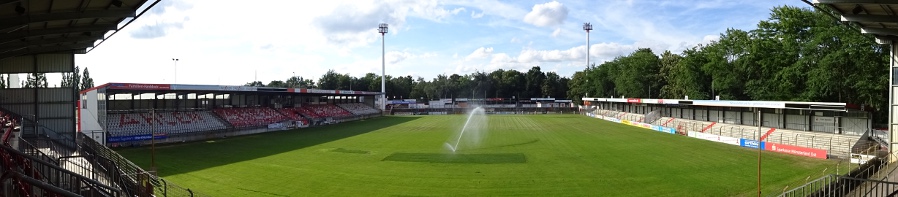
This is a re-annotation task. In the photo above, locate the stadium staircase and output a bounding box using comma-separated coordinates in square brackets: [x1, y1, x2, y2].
[0, 107, 207, 197]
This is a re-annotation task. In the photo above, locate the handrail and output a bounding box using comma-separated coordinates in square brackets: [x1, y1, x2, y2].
[11, 171, 82, 197]
[0, 145, 123, 193]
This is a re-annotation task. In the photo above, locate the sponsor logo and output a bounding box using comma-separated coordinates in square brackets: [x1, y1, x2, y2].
[813, 117, 835, 124]
[218, 86, 257, 91]
[305, 89, 334, 94]
[110, 83, 171, 90]
[107, 134, 167, 143]
[739, 139, 765, 149]
[626, 98, 642, 103]
[764, 143, 827, 159]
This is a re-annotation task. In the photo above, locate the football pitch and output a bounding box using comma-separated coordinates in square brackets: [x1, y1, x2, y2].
[117, 114, 838, 196]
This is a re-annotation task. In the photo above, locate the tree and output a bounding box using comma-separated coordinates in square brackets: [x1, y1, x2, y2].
[267, 80, 287, 88]
[318, 70, 341, 90]
[542, 72, 560, 98]
[24, 73, 48, 88]
[525, 66, 546, 98]
[244, 81, 265, 87]
[286, 76, 315, 88]
[658, 51, 681, 99]
[80, 67, 94, 91]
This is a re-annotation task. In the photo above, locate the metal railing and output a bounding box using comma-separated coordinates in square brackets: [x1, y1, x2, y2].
[77, 132, 209, 197]
[780, 153, 897, 197]
[0, 113, 123, 197]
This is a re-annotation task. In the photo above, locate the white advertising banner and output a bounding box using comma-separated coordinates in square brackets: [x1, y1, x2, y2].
[688, 131, 739, 146]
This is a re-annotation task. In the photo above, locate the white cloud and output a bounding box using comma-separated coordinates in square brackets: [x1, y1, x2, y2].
[387, 51, 412, 64]
[314, 0, 467, 49]
[451, 7, 466, 15]
[551, 28, 562, 37]
[73, 0, 803, 86]
[702, 34, 720, 44]
[491, 53, 515, 64]
[445, 0, 527, 20]
[517, 46, 582, 63]
[465, 47, 494, 61]
[590, 42, 639, 62]
[471, 10, 485, 18]
[523, 1, 568, 27]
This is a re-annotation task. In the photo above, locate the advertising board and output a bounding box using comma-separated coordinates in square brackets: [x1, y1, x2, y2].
[107, 134, 167, 143]
[739, 139, 765, 150]
[765, 142, 827, 159]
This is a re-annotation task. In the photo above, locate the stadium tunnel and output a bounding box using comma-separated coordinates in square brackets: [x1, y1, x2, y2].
[0, 0, 159, 141]
[806, 0, 898, 162]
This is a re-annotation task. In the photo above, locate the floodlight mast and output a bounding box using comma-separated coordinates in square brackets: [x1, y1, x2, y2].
[172, 58, 179, 84]
[583, 23, 592, 68]
[378, 23, 388, 111]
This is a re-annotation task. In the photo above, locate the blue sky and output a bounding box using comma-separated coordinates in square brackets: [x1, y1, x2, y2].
[70, 0, 809, 86]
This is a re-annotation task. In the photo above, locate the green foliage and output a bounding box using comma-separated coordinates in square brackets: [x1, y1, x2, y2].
[24, 73, 48, 88]
[567, 5, 888, 122]
[275, 66, 570, 101]
[118, 115, 836, 196]
[244, 81, 264, 87]
[80, 67, 94, 91]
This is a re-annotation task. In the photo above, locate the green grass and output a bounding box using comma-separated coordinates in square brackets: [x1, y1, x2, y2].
[117, 115, 838, 196]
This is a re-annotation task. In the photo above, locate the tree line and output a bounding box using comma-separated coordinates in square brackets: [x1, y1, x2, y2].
[567, 6, 889, 122]
[245, 66, 571, 101]
[0, 66, 94, 91]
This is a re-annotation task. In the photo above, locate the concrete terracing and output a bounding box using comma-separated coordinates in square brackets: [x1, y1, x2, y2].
[593, 109, 869, 159]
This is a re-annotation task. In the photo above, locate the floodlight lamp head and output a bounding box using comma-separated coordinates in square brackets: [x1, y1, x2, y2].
[583, 23, 592, 31]
[378, 23, 388, 34]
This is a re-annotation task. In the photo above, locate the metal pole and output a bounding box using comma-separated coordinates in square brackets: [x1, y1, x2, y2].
[151, 108, 157, 175]
[379, 23, 388, 111]
[172, 58, 179, 84]
[757, 108, 762, 197]
[381, 34, 385, 110]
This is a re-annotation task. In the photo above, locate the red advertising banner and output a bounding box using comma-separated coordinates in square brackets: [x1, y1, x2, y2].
[108, 83, 171, 90]
[626, 98, 642, 103]
[765, 143, 827, 159]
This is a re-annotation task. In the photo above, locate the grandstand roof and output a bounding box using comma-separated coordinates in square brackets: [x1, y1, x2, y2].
[582, 97, 856, 111]
[84, 82, 383, 96]
[811, 0, 898, 44]
[0, 0, 157, 60]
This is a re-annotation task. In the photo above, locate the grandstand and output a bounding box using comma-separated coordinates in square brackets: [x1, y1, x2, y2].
[79, 83, 383, 146]
[582, 97, 879, 160]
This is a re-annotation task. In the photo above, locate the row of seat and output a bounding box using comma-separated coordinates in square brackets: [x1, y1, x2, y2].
[277, 108, 310, 125]
[213, 107, 288, 128]
[104, 104, 374, 136]
[298, 104, 353, 118]
[337, 103, 380, 115]
[106, 111, 228, 137]
[592, 109, 865, 158]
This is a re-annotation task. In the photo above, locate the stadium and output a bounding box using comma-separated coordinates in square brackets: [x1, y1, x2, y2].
[1, 0, 898, 197]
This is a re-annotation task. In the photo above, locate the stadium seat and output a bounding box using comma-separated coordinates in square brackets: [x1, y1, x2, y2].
[106, 111, 229, 137]
[296, 104, 353, 118]
[336, 103, 381, 115]
[213, 107, 289, 128]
